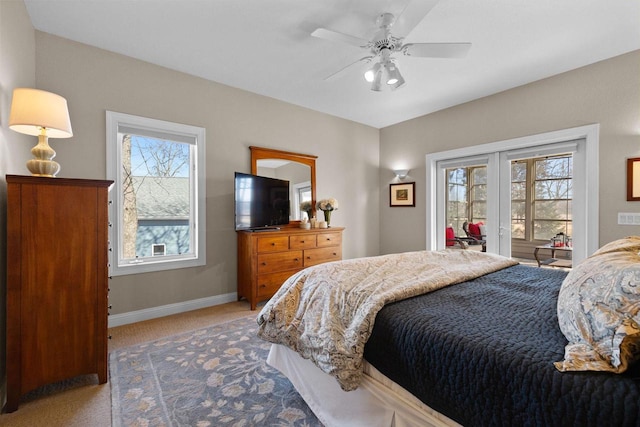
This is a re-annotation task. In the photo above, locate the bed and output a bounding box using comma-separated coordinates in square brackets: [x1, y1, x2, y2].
[257, 240, 640, 426]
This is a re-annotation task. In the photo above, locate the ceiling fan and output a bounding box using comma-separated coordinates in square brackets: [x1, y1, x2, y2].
[311, 7, 471, 91]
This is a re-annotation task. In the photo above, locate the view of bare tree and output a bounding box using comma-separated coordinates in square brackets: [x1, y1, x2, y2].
[122, 134, 138, 258]
[121, 135, 190, 259]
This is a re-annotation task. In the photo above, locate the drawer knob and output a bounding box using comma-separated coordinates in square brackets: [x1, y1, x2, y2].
[271, 242, 275, 246]
[301, 240, 305, 243]
[259, 284, 266, 288]
[294, 258, 299, 261]
[261, 262, 267, 266]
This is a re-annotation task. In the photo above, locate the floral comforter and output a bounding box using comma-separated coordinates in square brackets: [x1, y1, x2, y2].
[256, 249, 518, 391]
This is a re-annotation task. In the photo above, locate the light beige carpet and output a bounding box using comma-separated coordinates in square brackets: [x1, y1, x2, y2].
[0, 301, 253, 427]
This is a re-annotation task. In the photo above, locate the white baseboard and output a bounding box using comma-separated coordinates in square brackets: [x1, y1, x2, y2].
[108, 292, 238, 328]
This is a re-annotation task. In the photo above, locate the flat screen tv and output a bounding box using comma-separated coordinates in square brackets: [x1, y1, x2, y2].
[234, 172, 290, 231]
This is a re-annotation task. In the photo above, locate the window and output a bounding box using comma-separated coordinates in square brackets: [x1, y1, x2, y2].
[292, 181, 312, 220]
[511, 154, 572, 242]
[106, 111, 206, 276]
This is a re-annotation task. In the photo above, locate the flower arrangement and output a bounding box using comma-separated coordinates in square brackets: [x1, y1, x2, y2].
[316, 198, 339, 225]
[316, 198, 339, 211]
[300, 200, 314, 220]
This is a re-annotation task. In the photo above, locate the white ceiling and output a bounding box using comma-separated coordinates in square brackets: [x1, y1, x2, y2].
[24, 0, 640, 129]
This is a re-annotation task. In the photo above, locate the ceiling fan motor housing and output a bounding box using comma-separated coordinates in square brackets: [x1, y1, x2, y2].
[370, 13, 403, 55]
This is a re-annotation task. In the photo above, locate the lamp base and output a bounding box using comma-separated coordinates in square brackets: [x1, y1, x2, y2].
[27, 158, 60, 177]
[27, 134, 60, 177]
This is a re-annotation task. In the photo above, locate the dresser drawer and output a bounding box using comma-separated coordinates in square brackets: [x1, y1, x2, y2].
[257, 235, 289, 253]
[317, 232, 342, 248]
[304, 246, 342, 267]
[258, 251, 303, 274]
[256, 270, 297, 298]
[290, 234, 317, 250]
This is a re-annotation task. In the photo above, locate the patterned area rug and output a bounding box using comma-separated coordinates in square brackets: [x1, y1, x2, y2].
[110, 315, 323, 426]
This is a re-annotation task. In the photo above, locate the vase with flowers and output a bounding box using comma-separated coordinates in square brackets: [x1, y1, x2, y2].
[299, 200, 314, 221]
[316, 198, 338, 226]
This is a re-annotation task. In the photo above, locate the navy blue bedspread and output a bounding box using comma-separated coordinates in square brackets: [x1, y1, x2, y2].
[364, 264, 640, 427]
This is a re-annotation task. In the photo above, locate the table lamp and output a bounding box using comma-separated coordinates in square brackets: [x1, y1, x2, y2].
[9, 88, 73, 177]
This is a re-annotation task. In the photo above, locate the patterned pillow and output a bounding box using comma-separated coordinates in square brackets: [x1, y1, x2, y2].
[446, 227, 456, 246]
[468, 222, 483, 237]
[555, 236, 640, 373]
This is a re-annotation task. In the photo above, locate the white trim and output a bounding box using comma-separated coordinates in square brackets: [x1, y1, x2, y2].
[426, 124, 599, 264]
[108, 292, 238, 327]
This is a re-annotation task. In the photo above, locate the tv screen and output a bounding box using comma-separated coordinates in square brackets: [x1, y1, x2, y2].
[234, 172, 290, 230]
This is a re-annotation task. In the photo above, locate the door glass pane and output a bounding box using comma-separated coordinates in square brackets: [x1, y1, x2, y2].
[446, 168, 468, 235]
[446, 165, 488, 242]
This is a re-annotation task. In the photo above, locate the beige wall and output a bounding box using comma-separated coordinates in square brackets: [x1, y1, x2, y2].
[379, 50, 640, 254]
[2, 0, 639, 398]
[0, 0, 37, 408]
[33, 32, 380, 315]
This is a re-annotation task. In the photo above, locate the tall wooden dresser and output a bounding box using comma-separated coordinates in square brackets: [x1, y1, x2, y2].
[237, 227, 344, 310]
[5, 175, 113, 412]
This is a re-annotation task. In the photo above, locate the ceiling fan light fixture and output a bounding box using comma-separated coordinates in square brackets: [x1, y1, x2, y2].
[364, 62, 381, 83]
[386, 63, 401, 85]
[390, 71, 405, 90]
[312, 9, 471, 92]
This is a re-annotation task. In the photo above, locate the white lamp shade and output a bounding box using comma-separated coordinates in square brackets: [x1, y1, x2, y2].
[9, 88, 73, 138]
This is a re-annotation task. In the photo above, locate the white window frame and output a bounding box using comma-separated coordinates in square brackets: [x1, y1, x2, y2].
[106, 111, 206, 276]
[426, 124, 599, 265]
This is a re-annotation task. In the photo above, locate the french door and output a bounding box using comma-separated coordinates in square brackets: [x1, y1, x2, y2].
[425, 125, 599, 265]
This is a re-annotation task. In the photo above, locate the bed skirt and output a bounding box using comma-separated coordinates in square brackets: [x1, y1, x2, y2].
[266, 344, 460, 427]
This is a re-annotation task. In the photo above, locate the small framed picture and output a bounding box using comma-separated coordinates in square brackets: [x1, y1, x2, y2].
[627, 158, 640, 201]
[390, 182, 415, 207]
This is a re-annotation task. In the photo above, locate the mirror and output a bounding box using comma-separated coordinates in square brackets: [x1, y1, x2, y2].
[250, 146, 317, 223]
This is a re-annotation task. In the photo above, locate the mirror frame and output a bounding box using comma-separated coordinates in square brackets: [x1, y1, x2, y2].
[250, 146, 317, 225]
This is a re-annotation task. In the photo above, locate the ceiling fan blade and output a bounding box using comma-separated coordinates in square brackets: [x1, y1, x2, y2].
[392, 0, 440, 37]
[311, 28, 368, 48]
[323, 56, 373, 81]
[403, 42, 471, 58]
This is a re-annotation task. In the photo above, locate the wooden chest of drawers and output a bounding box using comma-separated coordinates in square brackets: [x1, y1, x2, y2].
[237, 227, 344, 310]
[5, 175, 112, 412]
